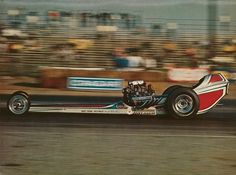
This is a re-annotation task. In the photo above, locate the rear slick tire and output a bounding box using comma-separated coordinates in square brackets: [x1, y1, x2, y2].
[162, 85, 182, 95]
[166, 87, 199, 119]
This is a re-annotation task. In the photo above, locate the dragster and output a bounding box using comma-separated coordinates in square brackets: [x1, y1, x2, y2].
[7, 73, 229, 119]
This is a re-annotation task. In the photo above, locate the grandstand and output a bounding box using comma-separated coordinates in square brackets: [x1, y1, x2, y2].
[0, 0, 236, 76]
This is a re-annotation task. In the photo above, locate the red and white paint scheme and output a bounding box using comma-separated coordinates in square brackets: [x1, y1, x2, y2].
[193, 73, 229, 114]
[7, 73, 229, 119]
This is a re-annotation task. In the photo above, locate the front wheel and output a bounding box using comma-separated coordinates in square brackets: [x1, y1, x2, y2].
[166, 87, 199, 119]
[7, 92, 30, 116]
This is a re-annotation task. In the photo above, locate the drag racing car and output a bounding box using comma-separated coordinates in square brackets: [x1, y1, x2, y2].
[7, 73, 229, 119]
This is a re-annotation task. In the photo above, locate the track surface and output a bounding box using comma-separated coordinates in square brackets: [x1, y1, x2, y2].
[0, 96, 236, 175]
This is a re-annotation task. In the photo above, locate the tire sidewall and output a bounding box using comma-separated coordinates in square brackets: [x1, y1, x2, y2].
[166, 87, 199, 119]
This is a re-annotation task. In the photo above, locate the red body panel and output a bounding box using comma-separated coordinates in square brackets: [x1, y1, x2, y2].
[194, 73, 229, 114]
[198, 89, 224, 111]
[209, 74, 223, 83]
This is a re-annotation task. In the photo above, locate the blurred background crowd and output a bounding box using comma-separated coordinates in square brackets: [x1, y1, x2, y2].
[0, 0, 236, 80]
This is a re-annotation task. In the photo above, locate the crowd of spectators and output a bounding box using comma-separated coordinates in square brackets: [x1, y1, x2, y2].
[0, 9, 236, 76]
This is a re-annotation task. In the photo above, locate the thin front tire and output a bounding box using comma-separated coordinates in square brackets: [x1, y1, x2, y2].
[7, 92, 30, 116]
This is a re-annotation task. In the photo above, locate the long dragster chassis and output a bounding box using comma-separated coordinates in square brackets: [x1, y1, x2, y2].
[7, 73, 229, 119]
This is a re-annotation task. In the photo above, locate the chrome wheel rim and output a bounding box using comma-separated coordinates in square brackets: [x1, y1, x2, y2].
[8, 95, 29, 115]
[174, 94, 193, 114]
